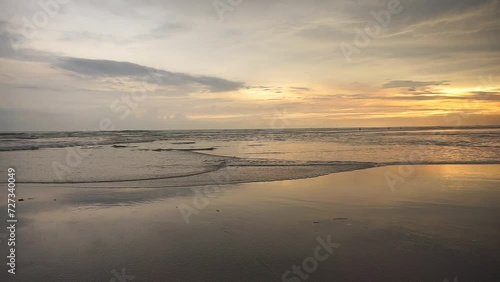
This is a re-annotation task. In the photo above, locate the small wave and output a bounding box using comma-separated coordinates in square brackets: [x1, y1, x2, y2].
[384, 160, 500, 166]
[112, 145, 130, 148]
[0, 126, 498, 152]
[80, 146, 103, 150]
[9, 159, 500, 188]
[0, 146, 40, 151]
[150, 147, 216, 152]
[0, 139, 156, 152]
[15, 162, 226, 184]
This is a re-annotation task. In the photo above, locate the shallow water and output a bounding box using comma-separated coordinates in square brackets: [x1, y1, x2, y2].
[0, 127, 499, 185]
[1, 165, 499, 281]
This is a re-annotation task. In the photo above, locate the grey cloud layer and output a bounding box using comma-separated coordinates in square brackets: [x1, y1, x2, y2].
[56, 58, 244, 92]
[382, 80, 450, 89]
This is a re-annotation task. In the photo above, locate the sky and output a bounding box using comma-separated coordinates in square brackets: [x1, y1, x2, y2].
[0, 0, 499, 131]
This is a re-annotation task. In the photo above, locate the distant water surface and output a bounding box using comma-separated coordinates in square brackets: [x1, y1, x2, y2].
[0, 127, 498, 185]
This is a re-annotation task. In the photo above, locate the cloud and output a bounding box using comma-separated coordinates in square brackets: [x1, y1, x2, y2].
[290, 87, 312, 91]
[398, 0, 497, 29]
[382, 80, 450, 89]
[470, 91, 500, 101]
[55, 57, 244, 92]
[307, 91, 500, 102]
[1, 0, 499, 130]
[0, 21, 19, 58]
[0, 22, 64, 62]
[59, 31, 124, 43]
[136, 22, 190, 40]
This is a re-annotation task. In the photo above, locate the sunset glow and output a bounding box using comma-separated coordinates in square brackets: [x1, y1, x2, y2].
[0, 0, 499, 130]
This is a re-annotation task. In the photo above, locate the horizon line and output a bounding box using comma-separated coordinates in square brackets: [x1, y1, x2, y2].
[1, 125, 499, 133]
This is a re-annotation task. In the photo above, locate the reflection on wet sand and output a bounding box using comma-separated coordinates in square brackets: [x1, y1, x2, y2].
[1, 165, 499, 281]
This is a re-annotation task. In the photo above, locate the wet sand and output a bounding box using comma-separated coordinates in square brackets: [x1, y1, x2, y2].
[1, 165, 499, 281]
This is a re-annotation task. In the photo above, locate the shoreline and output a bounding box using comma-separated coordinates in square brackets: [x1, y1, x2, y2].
[10, 163, 500, 189]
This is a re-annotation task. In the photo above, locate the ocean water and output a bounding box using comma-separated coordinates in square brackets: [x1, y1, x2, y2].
[0, 128, 499, 281]
[0, 127, 498, 185]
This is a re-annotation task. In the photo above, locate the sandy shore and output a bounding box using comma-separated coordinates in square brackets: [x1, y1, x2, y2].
[1, 165, 499, 281]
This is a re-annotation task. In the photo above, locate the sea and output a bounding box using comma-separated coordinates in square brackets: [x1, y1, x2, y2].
[0, 126, 499, 281]
[0, 126, 498, 185]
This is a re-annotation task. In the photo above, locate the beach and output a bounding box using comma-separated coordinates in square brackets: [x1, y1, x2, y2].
[2, 0, 499, 280]
[1, 164, 499, 281]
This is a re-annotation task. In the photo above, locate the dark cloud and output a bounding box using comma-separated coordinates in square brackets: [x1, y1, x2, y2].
[290, 87, 311, 91]
[308, 92, 500, 102]
[398, 0, 497, 27]
[55, 57, 244, 92]
[386, 93, 500, 101]
[296, 0, 499, 61]
[382, 80, 450, 89]
[470, 91, 500, 101]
